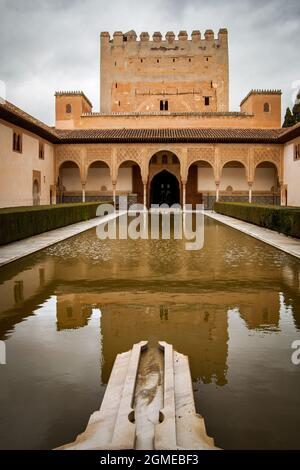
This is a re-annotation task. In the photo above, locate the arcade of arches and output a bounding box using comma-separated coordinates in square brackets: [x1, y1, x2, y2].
[56, 144, 283, 208]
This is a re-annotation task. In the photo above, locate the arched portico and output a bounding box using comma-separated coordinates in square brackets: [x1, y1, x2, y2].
[116, 159, 143, 207]
[148, 151, 181, 207]
[186, 160, 215, 209]
[85, 160, 112, 201]
[57, 160, 81, 203]
[219, 160, 249, 203]
[54, 143, 284, 208]
[150, 170, 180, 205]
[253, 161, 280, 205]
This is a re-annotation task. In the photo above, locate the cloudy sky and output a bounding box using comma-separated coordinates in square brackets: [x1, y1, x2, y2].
[0, 0, 299, 125]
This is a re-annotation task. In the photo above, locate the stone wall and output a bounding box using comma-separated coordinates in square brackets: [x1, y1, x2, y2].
[284, 138, 300, 207]
[0, 120, 55, 208]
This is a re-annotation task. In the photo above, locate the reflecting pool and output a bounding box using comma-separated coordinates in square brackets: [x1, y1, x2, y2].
[0, 217, 300, 449]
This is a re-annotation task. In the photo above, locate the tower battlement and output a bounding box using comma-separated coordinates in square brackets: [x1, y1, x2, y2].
[100, 29, 229, 114]
[100, 29, 228, 46]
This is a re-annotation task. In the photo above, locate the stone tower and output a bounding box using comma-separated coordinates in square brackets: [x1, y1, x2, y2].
[100, 29, 229, 114]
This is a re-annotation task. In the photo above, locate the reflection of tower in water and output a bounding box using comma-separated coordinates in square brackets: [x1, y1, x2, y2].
[56, 294, 93, 331]
[53, 286, 292, 390]
[55, 294, 104, 383]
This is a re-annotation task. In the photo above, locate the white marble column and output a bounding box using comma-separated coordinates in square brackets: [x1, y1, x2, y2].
[215, 182, 220, 202]
[82, 183, 86, 203]
[182, 182, 186, 210]
[143, 183, 147, 209]
[280, 184, 285, 206]
[248, 182, 253, 203]
[112, 182, 117, 207]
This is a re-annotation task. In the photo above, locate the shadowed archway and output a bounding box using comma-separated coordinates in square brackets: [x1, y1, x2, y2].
[150, 170, 180, 206]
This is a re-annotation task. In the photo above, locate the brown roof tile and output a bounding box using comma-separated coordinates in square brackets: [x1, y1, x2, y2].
[56, 127, 283, 143]
[55, 91, 93, 108]
[0, 100, 58, 142]
[240, 89, 282, 106]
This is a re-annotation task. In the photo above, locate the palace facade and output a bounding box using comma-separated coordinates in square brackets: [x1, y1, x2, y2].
[0, 29, 300, 209]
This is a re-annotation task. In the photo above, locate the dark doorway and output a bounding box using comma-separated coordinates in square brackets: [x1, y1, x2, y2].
[150, 170, 180, 206]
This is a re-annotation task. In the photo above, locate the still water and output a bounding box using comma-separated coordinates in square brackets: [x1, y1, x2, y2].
[0, 217, 300, 449]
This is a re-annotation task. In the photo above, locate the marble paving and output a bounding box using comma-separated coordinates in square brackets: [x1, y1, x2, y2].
[0, 210, 126, 267]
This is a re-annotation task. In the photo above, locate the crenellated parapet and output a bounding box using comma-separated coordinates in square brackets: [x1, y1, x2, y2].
[100, 29, 228, 47]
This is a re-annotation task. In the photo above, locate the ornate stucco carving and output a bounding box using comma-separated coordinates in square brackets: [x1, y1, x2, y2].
[187, 147, 215, 168]
[85, 147, 112, 170]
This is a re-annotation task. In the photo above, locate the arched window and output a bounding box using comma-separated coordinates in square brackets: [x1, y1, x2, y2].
[13, 133, 17, 150]
[66, 103, 72, 114]
[39, 142, 45, 160]
[13, 132, 22, 152]
[162, 155, 168, 164]
[264, 102, 270, 113]
[160, 100, 169, 111]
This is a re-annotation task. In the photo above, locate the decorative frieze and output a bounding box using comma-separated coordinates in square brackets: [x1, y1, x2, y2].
[86, 146, 112, 168]
[117, 148, 145, 168]
[253, 147, 281, 168]
[187, 147, 215, 168]
[219, 145, 249, 168]
[55, 145, 82, 169]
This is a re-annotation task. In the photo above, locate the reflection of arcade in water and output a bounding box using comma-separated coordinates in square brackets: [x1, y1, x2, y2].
[0, 231, 300, 390]
[1, 217, 300, 451]
[56, 291, 229, 386]
[54, 288, 285, 386]
[1, 252, 299, 388]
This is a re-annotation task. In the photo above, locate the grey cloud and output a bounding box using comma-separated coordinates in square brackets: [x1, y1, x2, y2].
[0, 0, 299, 124]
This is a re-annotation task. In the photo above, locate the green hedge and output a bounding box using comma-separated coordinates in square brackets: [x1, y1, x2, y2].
[213, 202, 300, 239]
[0, 202, 110, 246]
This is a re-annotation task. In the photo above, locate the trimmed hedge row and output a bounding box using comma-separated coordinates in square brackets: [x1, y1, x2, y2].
[213, 202, 300, 239]
[0, 202, 110, 246]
